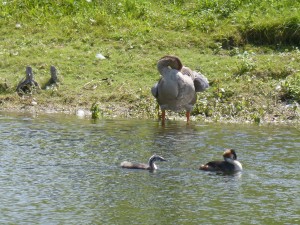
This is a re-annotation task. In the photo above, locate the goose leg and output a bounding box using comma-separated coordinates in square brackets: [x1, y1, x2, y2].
[186, 111, 190, 124]
[162, 110, 166, 125]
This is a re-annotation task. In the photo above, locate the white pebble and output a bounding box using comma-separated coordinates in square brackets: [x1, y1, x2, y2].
[76, 109, 85, 118]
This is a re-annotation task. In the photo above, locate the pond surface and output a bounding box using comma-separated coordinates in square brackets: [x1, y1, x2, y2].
[0, 112, 299, 224]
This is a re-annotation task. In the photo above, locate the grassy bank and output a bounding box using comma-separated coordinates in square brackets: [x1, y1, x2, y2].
[0, 0, 300, 124]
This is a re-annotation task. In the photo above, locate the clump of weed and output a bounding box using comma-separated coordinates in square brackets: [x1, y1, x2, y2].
[234, 51, 256, 76]
[0, 79, 12, 93]
[90, 102, 103, 119]
[280, 73, 300, 103]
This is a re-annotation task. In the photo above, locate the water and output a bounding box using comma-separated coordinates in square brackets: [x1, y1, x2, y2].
[0, 112, 299, 225]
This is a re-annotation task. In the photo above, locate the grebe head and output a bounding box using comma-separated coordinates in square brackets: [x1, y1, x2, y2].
[148, 154, 167, 163]
[148, 154, 167, 170]
[223, 149, 237, 161]
[223, 149, 243, 171]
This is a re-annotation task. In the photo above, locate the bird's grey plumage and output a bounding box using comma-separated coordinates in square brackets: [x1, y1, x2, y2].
[193, 71, 209, 92]
[151, 82, 159, 98]
[151, 56, 209, 115]
[121, 154, 167, 170]
[181, 66, 209, 92]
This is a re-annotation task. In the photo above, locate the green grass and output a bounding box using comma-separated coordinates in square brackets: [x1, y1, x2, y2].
[0, 0, 300, 124]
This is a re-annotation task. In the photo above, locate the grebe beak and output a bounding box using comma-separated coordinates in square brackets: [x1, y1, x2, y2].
[229, 149, 237, 160]
[159, 157, 167, 162]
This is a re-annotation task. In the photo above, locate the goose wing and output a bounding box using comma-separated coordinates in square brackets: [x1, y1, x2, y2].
[151, 82, 159, 98]
[193, 71, 209, 92]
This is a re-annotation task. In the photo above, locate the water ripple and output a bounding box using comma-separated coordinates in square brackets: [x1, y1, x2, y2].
[0, 113, 299, 224]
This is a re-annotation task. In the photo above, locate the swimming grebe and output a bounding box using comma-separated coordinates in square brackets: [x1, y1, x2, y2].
[121, 154, 167, 170]
[199, 149, 243, 173]
[151, 55, 209, 125]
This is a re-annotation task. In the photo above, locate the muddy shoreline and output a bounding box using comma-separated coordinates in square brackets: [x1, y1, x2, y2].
[1, 97, 299, 127]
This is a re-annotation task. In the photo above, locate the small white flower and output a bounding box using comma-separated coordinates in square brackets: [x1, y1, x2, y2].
[15, 23, 22, 28]
[275, 84, 281, 91]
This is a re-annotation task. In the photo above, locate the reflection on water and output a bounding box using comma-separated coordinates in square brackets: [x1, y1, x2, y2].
[0, 112, 299, 224]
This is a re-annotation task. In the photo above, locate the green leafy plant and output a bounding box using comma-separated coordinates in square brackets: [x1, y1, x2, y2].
[91, 102, 103, 119]
[281, 73, 300, 103]
[235, 51, 256, 76]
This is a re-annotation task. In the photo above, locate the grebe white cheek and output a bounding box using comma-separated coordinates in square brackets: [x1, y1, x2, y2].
[233, 160, 243, 171]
